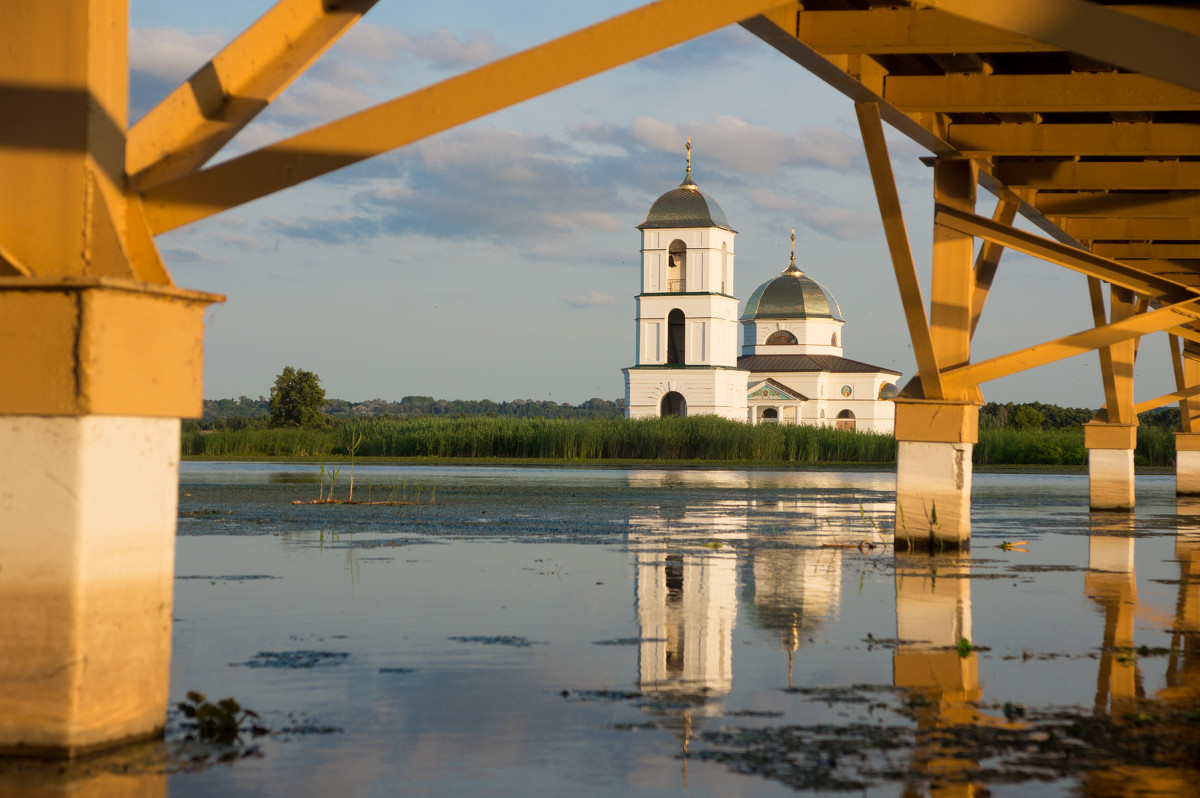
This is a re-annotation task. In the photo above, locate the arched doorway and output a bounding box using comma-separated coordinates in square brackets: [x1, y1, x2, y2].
[667, 309, 685, 365]
[661, 391, 686, 417]
[760, 408, 779, 424]
[835, 409, 855, 431]
[668, 239, 687, 292]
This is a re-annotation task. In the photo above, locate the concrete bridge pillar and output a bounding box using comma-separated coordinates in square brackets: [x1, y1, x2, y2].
[0, 281, 217, 756]
[1085, 423, 1137, 511]
[894, 399, 978, 551]
[1176, 434, 1200, 495]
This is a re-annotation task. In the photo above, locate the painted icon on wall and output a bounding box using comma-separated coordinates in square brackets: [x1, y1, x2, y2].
[840, 385, 852, 398]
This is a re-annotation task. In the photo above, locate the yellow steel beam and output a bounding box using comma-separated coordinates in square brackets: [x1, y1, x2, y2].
[1089, 277, 1122, 419]
[1170, 334, 1192, 432]
[742, 7, 956, 158]
[1037, 191, 1200, 219]
[916, 0, 1200, 93]
[142, 0, 793, 233]
[742, 7, 1083, 250]
[970, 198, 1019, 339]
[0, 241, 31, 277]
[128, 0, 379, 191]
[1186, 353, 1200, 430]
[1108, 285, 1138, 425]
[942, 297, 1200, 392]
[1134, 383, 1200, 416]
[996, 160, 1200, 191]
[856, 101, 944, 399]
[1093, 243, 1200, 261]
[797, 7, 1058, 54]
[935, 204, 1198, 303]
[886, 73, 1200, 113]
[1065, 218, 1200, 242]
[930, 157, 977, 395]
[0, 2, 143, 280]
[949, 123, 1200, 158]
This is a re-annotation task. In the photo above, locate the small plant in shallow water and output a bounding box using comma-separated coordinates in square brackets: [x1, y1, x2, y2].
[346, 430, 364, 502]
[177, 691, 267, 745]
[957, 638, 974, 658]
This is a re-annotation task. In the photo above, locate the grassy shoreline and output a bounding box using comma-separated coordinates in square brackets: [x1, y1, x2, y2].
[180, 414, 1183, 468]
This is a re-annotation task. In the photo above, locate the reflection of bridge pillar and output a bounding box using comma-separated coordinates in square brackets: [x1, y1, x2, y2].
[894, 400, 977, 550]
[1085, 423, 1137, 511]
[894, 554, 983, 790]
[1086, 518, 1141, 713]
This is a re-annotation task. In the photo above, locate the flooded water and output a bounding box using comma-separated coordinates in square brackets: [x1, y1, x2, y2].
[9, 463, 1200, 796]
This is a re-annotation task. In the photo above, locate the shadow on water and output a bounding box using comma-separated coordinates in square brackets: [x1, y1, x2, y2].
[10, 463, 1200, 796]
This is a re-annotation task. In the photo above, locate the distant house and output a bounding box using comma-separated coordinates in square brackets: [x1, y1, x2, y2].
[622, 145, 899, 433]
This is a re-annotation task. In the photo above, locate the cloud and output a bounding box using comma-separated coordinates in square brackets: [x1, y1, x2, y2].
[254, 115, 871, 251]
[564, 290, 616, 309]
[398, 28, 504, 70]
[631, 115, 861, 174]
[636, 27, 760, 73]
[129, 27, 226, 82]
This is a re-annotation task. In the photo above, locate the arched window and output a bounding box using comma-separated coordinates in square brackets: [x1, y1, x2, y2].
[836, 409, 856, 431]
[761, 408, 779, 424]
[661, 391, 686, 417]
[766, 330, 798, 346]
[831, 332, 839, 347]
[667, 309, 685, 365]
[668, 240, 686, 292]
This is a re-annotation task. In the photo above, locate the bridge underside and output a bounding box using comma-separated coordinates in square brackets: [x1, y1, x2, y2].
[3, 0, 1200, 750]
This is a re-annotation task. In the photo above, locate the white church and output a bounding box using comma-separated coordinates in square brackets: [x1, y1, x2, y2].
[622, 144, 900, 434]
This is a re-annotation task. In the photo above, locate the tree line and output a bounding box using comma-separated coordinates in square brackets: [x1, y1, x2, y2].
[188, 367, 626, 432]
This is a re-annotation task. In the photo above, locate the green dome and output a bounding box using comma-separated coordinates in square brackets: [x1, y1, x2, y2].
[637, 174, 734, 232]
[740, 258, 844, 322]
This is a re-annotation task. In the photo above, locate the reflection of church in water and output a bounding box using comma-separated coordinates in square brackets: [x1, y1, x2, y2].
[622, 142, 900, 432]
[627, 485, 849, 715]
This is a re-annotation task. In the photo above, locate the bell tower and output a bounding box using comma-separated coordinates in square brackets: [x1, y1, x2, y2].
[622, 140, 749, 421]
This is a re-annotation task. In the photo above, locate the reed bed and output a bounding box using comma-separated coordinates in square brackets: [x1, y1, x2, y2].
[182, 416, 897, 463]
[180, 416, 1181, 466]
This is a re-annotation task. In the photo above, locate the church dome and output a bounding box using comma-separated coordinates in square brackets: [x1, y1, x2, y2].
[740, 253, 844, 322]
[637, 173, 734, 232]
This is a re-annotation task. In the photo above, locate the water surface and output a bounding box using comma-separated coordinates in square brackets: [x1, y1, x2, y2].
[10, 464, 1200, 796]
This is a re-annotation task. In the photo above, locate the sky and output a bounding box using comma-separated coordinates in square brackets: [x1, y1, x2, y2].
[131, 0, 1174, 410]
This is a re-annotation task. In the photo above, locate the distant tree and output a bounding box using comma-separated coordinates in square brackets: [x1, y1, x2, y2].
[1010, 405, 1045, 431]
[269, 366, 327, 428]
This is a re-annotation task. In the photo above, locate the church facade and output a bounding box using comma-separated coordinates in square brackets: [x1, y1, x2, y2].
[622, 147, 899, 434]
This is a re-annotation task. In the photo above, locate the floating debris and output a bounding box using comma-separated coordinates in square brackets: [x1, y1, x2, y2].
[232, 651, 350, 669]
[448, 635, 541, 647]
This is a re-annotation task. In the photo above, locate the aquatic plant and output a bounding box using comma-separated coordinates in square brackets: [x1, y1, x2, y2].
[345, 430, 364, 502]
[176, 691, 266, 745]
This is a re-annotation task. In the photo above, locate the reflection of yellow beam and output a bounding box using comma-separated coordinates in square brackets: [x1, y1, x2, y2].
[798, 7, 1057, 54]
[920, 0, 1200, 93]
[950, 123, 1200, 157]
[887, 73, 1200, 113]
[935, 204, 1198, 302]
[856, 101, 944, 399]
[142, 0, 793, 233]
[128, 0, 379, 190]
[943, 299, 1200, 391]
[997, 159, 1200, 191]
[1038, 191, 1200, 218]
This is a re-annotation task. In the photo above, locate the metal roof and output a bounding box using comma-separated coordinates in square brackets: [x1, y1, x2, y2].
[741, 264, 844, 321]
[638, 174, 735, 231]
[739, 354, 902, 375]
